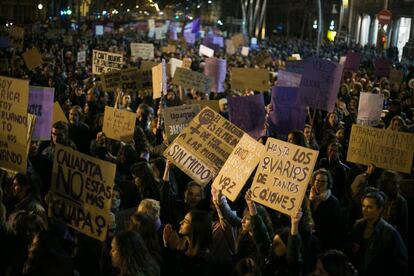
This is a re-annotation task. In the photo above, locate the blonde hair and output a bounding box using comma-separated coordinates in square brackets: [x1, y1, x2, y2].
[137, 199, 160, 220]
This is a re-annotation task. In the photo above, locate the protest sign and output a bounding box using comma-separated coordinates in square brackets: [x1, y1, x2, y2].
[251, 138, 318, 216]
[50, 144, 116, 241]
[169, 58, 183, 78]
[389, 69, 403, 84]
[277, 70, 302, 87]
[155, 27, 166, 40]
[343, 52, 361, 72]
[298, 57, 343, 112]
[28, 86, 55, 141]
[52, 101, 68, 124]
[164, 107, 244, 186]
[231, 68, 270, 91]
[213, 134, 264, 201]
[101, 70, 122, 93]
[130, 43, 154, 60]
[22, 47, 43, 70]
[228, 94, 266, 139]
[162, 44, 177, 54]
[199, 44, 214, 57]
[152, 63, 163, 99]
[374, 58, 392, 77]
[285, 60, 304, 74]
[92, 50, 123, 75]
[184, 31, 196, 44]
[164, 104, 201, 142]
[204, 58, 226, 93]
[77, 50, 86, 63]
[339, 56, 346, 65]
[231, 33, 245, 48]
[182, 58, 192, 69]
[0, 76, 29, 173]
[172, 67, 212, 94]
[213, 36, 224, 48]
[186, 100, 220, 113]
[347, 124, 414, 173]
[95, 25, 104, 36]
[269, 87, 307, 139]
[291, 54, 301, 60]
[225, 39, 236, 55]
[241, 47, 250, 56]
[162, 59, 167, 96]
[121, 68, 142, 94]
[357, 92, 384, 126]
[9, 26, 24, 49]
[103, 106, 136, 142]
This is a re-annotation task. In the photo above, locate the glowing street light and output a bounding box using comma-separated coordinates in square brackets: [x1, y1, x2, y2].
[37, 3, 43, 10]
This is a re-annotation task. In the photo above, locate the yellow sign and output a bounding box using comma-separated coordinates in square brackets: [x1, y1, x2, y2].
[22, 47, 43, 71]
[231, 68, 270, 91]
[52, 101, 68, 124]
[103, 106, 136, 142]
[152, 63, 163, 99]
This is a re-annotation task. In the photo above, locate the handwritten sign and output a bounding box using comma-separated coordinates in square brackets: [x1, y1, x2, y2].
[213, 134, 264, 201]
[50, 144, 116, 241]
[204, 58, 226, 93]
[357, 92, 384, 126]
[9, 26, 24, 49]
[22, 47, 43, 71]
[164, 107, 244, 186]
[130, 43, 154, 60]
[52, 102, 68, 124]
[101, 70, 121, 93]
[277, 70, 302, 87]
[28, 86, 55, 141]
[92, 50, 123, 75]
[172, 67, 212, 94]
[251, 138, 318, 216]
[164, 104, 201, 142]
[77, 50, 86, 63]
[103, 106, 136, 142]
[347, 125, 414, 173]
[0, 76, 29, 173]
[231, 68, 270, 91]
[298, 57, 343, 112]
[121, 68, 142, 95]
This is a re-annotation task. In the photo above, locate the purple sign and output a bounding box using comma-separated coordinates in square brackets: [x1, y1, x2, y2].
[204, 57, 226, 93]
[184, 31, 196, 44]
[285, 60, 304, 74]
[228, 94, 266, 140]
[269, 86, 306, 139]
[213, 36, 224, 48]
[374, 58, 392, 77]
[169, 27, 178, 41]
[203, 35, 220, 52]
[298, 57, 343, 112]
[343, 52, 361, 72]
[28, 86, 55, 141]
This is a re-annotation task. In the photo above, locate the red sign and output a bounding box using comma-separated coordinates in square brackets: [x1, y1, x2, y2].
[378, 9, 392, 26]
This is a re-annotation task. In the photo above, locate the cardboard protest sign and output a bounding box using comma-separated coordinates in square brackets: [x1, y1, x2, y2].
[343, 52, 361, 72]
[172, 67, 212, 94]
[225, 39, 236, 55]
[22, 47, 43, 70]
[389, 69, 403, 84]
[103, 106, 136, 142]
[269, 87, 307, 139]
[182, 58, 192, 69]
[204, 58, 226, 93]
[130, 43, 154, 60]
[357, 92, 384, 126]
[347, 124, 414, 173]
[152, 63, 163, 99]
[121, 68, 142, 94]
[277, 70, 302, 87]
[9, 26, 24, 49]
[199, 44, 214, 57]
[228, 94, 266, 139]
[50, 144, 116, 241]
[92, 50, 123, 75]
[186, 100, 220, 113]
[231, 68, 270, 91]
[26, 114, 36, 155]
[155, 27, 166, 40]
[162, 44, 177, 54]
[52, 102, 68, 124]
[164, 107, 244, 186]
[251, 138, 318, 216]
[0, 76, 29, 173]
[169, 58, 183, 78]
[164, 104, 201, 142]
[28, 86, 55, 141]
[101, 70, 122, 93]
[213, 134, 264, 201]
[298, 57, 343, 112]
[241, 47, 250, 56]
[374, 58, 392, 77]
[231, 33, 245, 48]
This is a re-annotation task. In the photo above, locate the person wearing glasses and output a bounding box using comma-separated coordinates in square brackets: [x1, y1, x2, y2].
[41, 121, 77, 162]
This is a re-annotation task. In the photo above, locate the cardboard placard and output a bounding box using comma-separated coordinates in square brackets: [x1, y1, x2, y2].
[103, 106, 136, 142]
[231, 33, 245, 48]
[162, 44, 177, 54]
[169, 58, 183, 78]
[0, 76, 29, 173]
[231, 68, 270, 91]
[241, 46, 250, 56]
[50, 144, 116, 241]
[28, 86, 55, 141]
[92, 50, 123, 75]
[164, 107, 244, 186]
[213, 134, 264, 201]
[357, 92, 384, 126]
[121, 68, 142, 95]
[199, 44, 214, 57]
[52, 102, 68, 124]
[101, 70, 122, 93]
[251, 138, 319, 216]
[225, 39, 236, 55]
[186, 100, 220, 113]
[152, 63, 163, 99]
[347, 125, 414, 173]
[22, 47, 43, 70]
[77, 50, 86, 63]
[130, 43, 154, 60]
[172, 67, 212, 94]
[164, 104, 201, 142]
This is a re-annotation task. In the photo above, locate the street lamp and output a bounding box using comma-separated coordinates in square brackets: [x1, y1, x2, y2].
[37, 3, 43, 10]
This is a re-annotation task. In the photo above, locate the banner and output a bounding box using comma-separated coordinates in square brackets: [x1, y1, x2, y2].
[277, 70, 302, 87]
[204, 58, 226, 93]
[213, 134, 264, 201]
[130, 43, 154, 60]
[298, 57, 343, 112]
[0, 76, 29, 173]
[343, 52, 361, 72]
[356, 92, 384, 126]
[347, 124, 414, 173]
[103, 106, 136, 142]
[101, 70, 121, 93]
[28, 86, 55, 141]
[172, 67, 212, 94]
[50, 144, 116, 241]
[228, 94, 266, 139]
[373, 58, 392, 77]
[231, 68, 270, 92]
[92, 50, 123, 75]
[52, 101, 68, 124]
[251, 138, 318, 216]
[164, 107, 244, 185]
[22, 47, 43, 70]
[164, 104, 201, 142]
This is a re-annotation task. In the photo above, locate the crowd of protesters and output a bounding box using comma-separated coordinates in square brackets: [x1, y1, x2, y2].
[0, 20, 413, 276]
